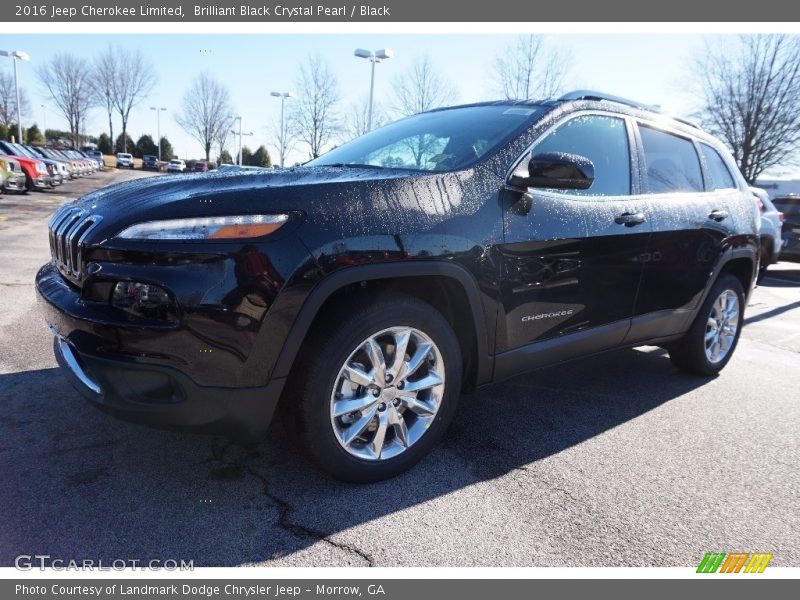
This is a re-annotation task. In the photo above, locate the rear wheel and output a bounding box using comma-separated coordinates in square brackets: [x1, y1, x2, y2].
[669, 273, 745, 376]
[283, 294, 462, 482]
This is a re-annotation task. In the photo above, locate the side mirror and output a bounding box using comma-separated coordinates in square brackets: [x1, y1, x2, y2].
[511, 152, 595, 191]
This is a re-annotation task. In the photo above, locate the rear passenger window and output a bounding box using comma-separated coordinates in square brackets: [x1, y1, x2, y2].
[532, 114, 630, 196]
[699, 143, 737, 190]
[639, 125, 703, 194]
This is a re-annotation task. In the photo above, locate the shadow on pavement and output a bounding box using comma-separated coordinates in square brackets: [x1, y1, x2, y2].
[0, 348, 708, 566]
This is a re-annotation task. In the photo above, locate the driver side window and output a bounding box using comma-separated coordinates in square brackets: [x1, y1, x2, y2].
[531, 114, 631, 196]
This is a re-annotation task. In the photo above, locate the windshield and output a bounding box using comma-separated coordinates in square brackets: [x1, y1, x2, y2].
[307, 104, 544, 172]
[6, 142, 37, 159]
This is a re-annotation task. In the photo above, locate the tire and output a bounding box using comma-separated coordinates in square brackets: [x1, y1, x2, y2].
[282, 294, 462, 483]
[669, 273, 745, 376]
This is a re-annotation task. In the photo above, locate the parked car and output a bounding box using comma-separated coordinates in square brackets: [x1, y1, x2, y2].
[72, 149, 101, 172]
[0, 141, 63, 187]
[40, 148, 80, 178]
[167, 158, 186, 173]
[749, 187, 783, 281]
[32, 146, 79, 180]
[37, 91, 759, 482]
[772, 195, 800, 262]
[116, 153, 134, 169]
[55, 148, 92, 176]
[84, 150, 106, 170]
[0, 155, 27, 193]
[141, 155, 160, 171]
[191, 161, 209, 172]
[24, 145, 71, 185]
[0, 143, 50, 190]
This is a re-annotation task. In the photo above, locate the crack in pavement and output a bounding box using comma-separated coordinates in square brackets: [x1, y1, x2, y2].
[206, 439, 375, 566]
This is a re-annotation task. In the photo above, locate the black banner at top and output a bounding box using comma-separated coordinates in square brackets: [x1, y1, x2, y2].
[3, 0, 800, 22]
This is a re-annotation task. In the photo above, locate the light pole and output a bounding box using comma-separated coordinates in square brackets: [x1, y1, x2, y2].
[270, 91, 293, 168]
[353, 48, 393, 132]
[231, 116, 253, 165]
[149, 107, 167, 160]
[0, 50, 30, 143]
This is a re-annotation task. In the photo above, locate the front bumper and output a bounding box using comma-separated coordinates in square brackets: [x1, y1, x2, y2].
[2, 175, 26, 191]
[37, 263, 286, 439]
[781, 226, 800, 261]
[32, 175, 51, 189]
[51, 335, 284, 439]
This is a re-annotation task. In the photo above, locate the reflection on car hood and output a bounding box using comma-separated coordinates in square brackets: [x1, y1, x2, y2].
[65, 165, 500, 242]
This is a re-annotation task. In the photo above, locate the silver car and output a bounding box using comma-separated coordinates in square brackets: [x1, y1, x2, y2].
[750, 186, 783, 280]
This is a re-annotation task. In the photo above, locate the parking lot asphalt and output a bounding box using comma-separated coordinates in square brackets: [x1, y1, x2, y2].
[1, 171, 798, 567]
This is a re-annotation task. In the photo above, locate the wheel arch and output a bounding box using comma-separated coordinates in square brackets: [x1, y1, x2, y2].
[271, 262, 493, 391]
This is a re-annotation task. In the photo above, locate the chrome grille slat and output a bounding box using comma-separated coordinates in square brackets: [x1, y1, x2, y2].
[47, 207, 102, 285]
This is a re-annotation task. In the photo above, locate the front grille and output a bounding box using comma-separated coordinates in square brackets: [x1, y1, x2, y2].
[48, 206, 103, 285]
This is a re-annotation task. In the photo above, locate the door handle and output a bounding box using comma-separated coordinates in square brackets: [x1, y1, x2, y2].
[614, 212, 646, 227]
[708, 209, 729, 222]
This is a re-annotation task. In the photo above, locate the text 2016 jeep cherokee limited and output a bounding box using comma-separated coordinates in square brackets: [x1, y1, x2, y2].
[37, 91, 759, 482]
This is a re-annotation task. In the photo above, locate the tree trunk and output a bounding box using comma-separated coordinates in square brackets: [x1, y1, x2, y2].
[121, 118, 128, 153]
[108, 110, 114, 153]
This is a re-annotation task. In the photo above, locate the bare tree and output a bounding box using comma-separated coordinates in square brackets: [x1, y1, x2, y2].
[175, 72, 233, 161]
[0, 71, 30, 128]
[37, 54, 94, 148]
[390, 56, 457, 168]
[213, 115, 235, 163]
[92, 46, 119, 148]
[268, 117, 299, 167]
[112, 48, 156, 153]
[290, 55, 340, 159]
[392, 55, 457, 117]
[342, 96, 386, 141]
[694, 35, 800, 183]
[493, 35, 570, 101]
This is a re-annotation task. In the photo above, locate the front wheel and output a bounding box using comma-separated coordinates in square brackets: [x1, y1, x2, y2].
[283, 294, 462, 482]
[669, 273, 745, 376]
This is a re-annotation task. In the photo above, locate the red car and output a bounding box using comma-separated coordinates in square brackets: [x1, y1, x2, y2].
[0, 143, 50, 191]
[191, 161, 209, 172]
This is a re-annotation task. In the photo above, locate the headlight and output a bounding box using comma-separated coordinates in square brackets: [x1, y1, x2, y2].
[116, 214, 289, 240]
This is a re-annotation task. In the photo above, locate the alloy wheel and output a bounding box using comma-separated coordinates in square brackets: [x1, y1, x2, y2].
[704, 289, 740, 364]
[329, 327, 445, 461]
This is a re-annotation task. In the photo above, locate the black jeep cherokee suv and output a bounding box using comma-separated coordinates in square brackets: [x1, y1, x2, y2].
[37, 91, 758, 482]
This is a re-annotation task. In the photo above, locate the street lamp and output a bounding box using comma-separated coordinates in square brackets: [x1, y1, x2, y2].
[270, 91, 293, 168]
[149, 107, 167, 160]
[353, 48, 393, 132]
[231, 116, 253, 166]
[0, 50, 30, 144]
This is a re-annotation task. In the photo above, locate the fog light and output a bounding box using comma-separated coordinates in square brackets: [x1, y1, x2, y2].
[112, 281, 174, 320]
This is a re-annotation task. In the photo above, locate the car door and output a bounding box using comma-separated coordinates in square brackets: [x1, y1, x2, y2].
[495, 112, 652, 371]
[626, 123, 737, 342]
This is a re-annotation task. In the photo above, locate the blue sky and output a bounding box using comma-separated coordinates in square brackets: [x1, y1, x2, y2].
[2, 34, 745, 167]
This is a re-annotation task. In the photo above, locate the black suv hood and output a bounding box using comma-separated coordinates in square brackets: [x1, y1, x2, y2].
[69, 166, 494, 242]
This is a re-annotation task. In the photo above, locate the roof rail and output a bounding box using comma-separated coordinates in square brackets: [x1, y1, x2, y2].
[559, 90, 660, 111]
[558, 90, 701, 130]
